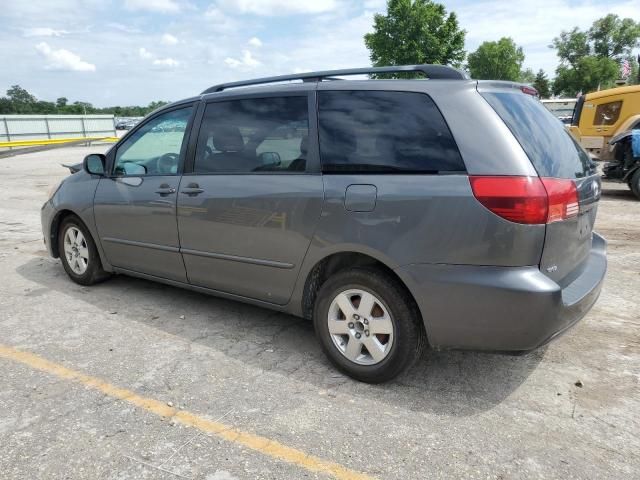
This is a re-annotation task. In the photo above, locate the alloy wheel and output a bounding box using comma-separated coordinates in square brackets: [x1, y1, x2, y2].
[327, 289, 394, 365]
[63, 226, 89, 275]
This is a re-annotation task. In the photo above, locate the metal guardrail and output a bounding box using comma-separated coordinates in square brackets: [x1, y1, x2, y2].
[0, 136, 120, 159]
[0, 114, 117, 143]
[0, 136, 118, 148]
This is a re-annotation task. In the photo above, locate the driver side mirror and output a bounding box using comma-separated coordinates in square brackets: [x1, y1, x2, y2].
[83, 154, 106, 176]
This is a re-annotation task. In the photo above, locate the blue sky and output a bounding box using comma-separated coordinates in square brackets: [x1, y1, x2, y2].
[0, 0, 638, 106]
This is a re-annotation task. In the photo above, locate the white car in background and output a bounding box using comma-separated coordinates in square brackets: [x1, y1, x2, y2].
[542, 98, 577, 124]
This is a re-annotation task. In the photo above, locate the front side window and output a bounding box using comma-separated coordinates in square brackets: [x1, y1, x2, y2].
[114, 106, 193, 176]
[194, 96, 309, 173]
[318, 91, 465, 173]
[594, 100, 622, 126]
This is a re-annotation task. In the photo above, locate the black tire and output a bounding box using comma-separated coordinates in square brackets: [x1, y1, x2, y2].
[58, 215, 110, 286]
[313, 268, 426, 383]
[630, 169, 640, 200]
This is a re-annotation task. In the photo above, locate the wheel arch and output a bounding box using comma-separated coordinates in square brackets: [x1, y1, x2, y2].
[300, 251, 427, 342]
[49, 209, 79, 258]
[614, 114, 640, 136]
[50, 209, 110, 272]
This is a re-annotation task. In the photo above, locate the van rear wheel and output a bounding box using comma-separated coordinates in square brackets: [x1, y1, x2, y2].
[313, 268, 425, 383]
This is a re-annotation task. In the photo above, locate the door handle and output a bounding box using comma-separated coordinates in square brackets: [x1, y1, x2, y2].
[181, 182, 204, 196]
[155, 183, 176, 196]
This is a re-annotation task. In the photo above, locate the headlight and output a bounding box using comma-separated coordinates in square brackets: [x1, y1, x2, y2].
[47, 180, 64, 200]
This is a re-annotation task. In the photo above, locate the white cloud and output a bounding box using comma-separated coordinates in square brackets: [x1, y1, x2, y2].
[161, 33, 179, 45]
[124, 0, 181, 13]
[106, 22, 142, 34]
[224, 50, 261, 69]
[35, 42, 96, 72]
[363, 0, 386, 10]
[23, 27, 69, 37]
[6, 0, 640, 109]
[204, 6, 237, 31]
[248, 37, 262, 48]
[139, 47, 180, 67]
[205, 6, 225, 20]
[217, 0, 338, 16]
[139, 47, 153, 59]
[153, 57, 180, 68]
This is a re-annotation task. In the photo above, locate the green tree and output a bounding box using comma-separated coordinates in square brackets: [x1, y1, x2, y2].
[519, 68, 536, 84]
[147, 100, 169, 113]
[466, 37, 524, 81]
[551, 14, 640, 96]
[364, 0, 466, 76]
[554, 56, 619, 95]
[71, 101, 95, 114]
[6, 85, 37, 113]
[552, 28, 590, 65]
[0, 97, 12, 114]
[628, 56, 640, 85]
[532, 69, 551, 98]
[590, 15, 640, 58]
[36, 101, 57, 114]
[0, 83, 168, 117]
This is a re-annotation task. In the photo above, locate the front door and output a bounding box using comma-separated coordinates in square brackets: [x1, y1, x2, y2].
[94, 105, 195, 282]
[177, 94, 323, 304]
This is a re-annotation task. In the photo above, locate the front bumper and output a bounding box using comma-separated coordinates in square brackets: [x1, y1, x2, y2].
[395, 232, 607, 351]
[41, 199, 56, 257]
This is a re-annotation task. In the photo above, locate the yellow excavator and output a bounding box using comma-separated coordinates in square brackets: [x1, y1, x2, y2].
[569, 84, 640, 199]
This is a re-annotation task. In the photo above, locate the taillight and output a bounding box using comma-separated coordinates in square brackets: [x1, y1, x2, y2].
[520, 85, 539, 97]
[469, 176, 578, 224]
[540, 177, 579, 222]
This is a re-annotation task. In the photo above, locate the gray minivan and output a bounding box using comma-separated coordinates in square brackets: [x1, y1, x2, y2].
[41, 65, 607, 382]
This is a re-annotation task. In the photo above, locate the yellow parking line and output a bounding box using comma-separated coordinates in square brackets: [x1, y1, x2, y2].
[0, 137, 119, 148]
[0, 344, 374, 480]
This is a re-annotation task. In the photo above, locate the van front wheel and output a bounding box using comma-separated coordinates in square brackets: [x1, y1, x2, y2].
[58, 216, 110, 286]
[313, 268, 425, 383]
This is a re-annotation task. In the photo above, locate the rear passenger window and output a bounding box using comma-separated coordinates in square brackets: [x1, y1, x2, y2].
[318, 91, 465, 173]
[482, 92, 595, 179]
[194, 96, 309, 173]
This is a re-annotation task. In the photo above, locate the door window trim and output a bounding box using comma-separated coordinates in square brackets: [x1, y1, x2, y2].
[183, 92, 320, 175]
[109, 102, 197, 178]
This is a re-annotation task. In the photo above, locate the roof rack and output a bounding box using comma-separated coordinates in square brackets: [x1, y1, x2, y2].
[201, 64, 468, 94]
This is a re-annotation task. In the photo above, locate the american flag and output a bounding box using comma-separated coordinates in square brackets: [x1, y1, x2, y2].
[621, 59, 631, 78]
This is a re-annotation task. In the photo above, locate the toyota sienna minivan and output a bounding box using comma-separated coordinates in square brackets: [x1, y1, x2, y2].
[41, 65, 607, 382]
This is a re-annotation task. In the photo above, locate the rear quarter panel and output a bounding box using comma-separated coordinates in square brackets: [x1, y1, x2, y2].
[313, 175, 545, 267]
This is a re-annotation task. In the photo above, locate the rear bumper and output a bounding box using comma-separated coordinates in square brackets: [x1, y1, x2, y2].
[395, 232, 607, 351]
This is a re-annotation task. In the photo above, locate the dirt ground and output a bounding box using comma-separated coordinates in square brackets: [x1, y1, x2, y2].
[0, 145, 638, 480]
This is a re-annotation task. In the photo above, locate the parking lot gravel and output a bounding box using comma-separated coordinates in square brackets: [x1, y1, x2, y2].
[0, 145, 639, 479]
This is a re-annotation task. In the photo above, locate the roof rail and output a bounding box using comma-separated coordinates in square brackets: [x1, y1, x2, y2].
[201, 64, 468, 94]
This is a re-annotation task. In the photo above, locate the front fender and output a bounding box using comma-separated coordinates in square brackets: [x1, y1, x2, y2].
[47, 173, 113, 272]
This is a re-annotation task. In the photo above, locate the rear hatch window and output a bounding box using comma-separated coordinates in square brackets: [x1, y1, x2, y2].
[481, 91, 595, 179]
